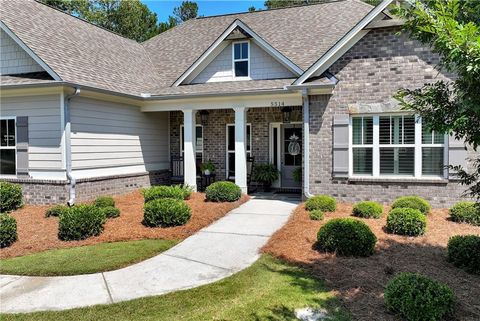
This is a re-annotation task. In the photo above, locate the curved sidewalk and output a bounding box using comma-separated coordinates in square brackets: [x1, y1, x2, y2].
[0, 198, 298, 314]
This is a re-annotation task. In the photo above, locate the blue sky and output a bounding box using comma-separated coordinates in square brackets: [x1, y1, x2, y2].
[143, 1, 266, 21]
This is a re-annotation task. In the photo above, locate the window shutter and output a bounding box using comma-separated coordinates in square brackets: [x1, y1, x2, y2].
[448, 135, 467, 177]
[333, 114, 349, 178]
[16, 116, 29, 176]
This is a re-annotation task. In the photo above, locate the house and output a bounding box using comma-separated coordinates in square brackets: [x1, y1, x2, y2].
[0, 0, 475, 207]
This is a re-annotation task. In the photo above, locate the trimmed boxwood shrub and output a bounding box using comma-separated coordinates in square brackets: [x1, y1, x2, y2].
[305, 195, 336, 212]
[386, 208, 426, 236]
[143, 185, 185, 203]
[316, 218, 377, 257]
[101, 206, 120, 219]
[352, 201, 383, 219]
[143, 198, 191, 227]
[205, 181, 242, 202]
[309, 209, 324, 221]
[94, 196, 115, 208]
[0, 182, 22, 213]
[45, 205, 69, 217]
[391, 196, 431, 215]
[58, 205, 106, 241]
[0, 214, 17, 248]
[447, 235, 480, 275]
[176, 184, 193, 200]
[384, 272, 455, 321]
[449, 201, 480, 226]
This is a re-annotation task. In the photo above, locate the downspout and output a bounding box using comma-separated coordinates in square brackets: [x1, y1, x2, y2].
[302, 89, 314, 199]
[64, 87, 80, 206]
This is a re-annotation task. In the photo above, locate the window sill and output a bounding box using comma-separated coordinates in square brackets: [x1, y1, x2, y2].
[347, 177, 449, 184]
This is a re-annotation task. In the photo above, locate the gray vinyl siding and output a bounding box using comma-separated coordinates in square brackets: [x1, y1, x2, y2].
[70, 97, 169, 172]
[0, 94, 63, 170]
[0, 29, 44, 75]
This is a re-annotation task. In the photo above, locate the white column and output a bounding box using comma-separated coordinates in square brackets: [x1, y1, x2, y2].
[183, 109, 197, 191]
[234, 107, 247, 194]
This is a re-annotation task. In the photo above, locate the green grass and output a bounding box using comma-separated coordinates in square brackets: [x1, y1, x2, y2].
[2, 255, 349, 321]
[0, 239, 178, 276]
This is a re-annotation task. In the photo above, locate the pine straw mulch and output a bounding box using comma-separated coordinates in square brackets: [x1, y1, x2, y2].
[1, 190, 249, 259]
[262, 203, 480, 321]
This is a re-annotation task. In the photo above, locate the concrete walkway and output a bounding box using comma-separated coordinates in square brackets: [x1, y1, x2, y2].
[0, 197, 298, 313]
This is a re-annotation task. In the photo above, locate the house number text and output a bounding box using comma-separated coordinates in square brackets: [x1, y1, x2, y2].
[270, 101, 285, 107]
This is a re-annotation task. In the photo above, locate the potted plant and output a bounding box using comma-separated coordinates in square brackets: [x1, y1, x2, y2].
[200, 160, 215, 176]
[253, 163, 280, 192]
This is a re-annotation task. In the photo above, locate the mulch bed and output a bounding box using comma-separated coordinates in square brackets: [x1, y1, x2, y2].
[262, 203, 480, 321]
[1, 190, 249, 259]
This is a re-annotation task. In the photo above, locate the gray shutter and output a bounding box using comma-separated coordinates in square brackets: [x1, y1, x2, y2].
[333, 114, 349, 178]
[16, 116, 29, 176]
[448, 135, 467, 177]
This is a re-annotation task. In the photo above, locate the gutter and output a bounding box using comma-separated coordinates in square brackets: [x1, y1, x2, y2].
[302, 89, 314, 199]
[64, 87, 80, 206]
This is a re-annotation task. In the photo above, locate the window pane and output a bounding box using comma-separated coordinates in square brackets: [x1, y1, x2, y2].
[241, 43, 248, 59]
[234, 43, 241, 60]
[403, 116, 415, 144]
[380, 147, 414, 175]
[379, 116, 390, 144]
[228, 126, 235, 151]
[422, 125, 433, 144]
[352, 118, 362, 145]
[0, 149, 16, 175]
[246, 125, 251, 152]
[234, 61, 248, 77]
[228, 152, 235, 178]
[433, 132, 444, 144]
[196, 126, 203, 151]
[353, 147, 372, 175]
[363, 117, 373, 144]
[422, 147, 444, 176]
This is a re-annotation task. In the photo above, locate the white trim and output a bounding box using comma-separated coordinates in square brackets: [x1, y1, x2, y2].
[0, 116, 17, 177]
[60, 91, 66, 170]
[293, 0, 392, 85]
[0, 21, 61, 81]
[232, 40, 250, 80]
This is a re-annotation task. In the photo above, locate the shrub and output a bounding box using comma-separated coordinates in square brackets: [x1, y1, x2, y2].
[305, 195, 336, 212]
[45, 205, 69, 217]
[101, 206, 120, 219]
[143, 185, 185, 203]
[449, 201, 480, 226]
[0, 214, 17, 248]
[447, 235, 480, 275]
[94, 196, 115, 208]
[384, 272, 455, 321]
[386, 208, 427, 236]
[175, 184, 193, 200]
[58, 205, 106, 241]
[309, 209, 324, 221]
[316, 218, 377, 257]
[205, 181, 242, 202]
[0, 182, 22, 212]
[143, 198, 191, 227]
[352, 201, 383, 219]
[391, 196, 431, 215]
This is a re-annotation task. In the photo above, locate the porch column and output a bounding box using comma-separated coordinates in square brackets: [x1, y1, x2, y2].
[183, 109, 197, 191]
[234, 107, 248, 193]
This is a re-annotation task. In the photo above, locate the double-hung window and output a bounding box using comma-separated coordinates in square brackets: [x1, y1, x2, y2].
[233, 41, 249, 78]
[180, 125, 203, 173]
[226, 124, 251, 179]
[350, 114, 446, 178]
[0, 118, 16, 175]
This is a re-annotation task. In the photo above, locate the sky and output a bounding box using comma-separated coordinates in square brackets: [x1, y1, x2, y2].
[143, 1, 266, 21]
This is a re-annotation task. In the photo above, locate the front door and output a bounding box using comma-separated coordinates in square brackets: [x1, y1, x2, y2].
[281, 124, 302, 188]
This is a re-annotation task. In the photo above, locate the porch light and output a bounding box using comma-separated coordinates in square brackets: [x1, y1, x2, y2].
[281, 107, 292, 123]
[199, 110, 210, 125]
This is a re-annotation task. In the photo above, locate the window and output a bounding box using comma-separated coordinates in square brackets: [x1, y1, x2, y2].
[233, 41, 249, 78]
[180, 125, 203, 173]
[0, 118, 16, 175]
[350, 115, 446, 178]
[226, 124, 251, 179]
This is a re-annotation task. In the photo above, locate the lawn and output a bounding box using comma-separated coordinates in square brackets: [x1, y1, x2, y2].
[1, 255, 349, 321]
[0, 239, 178, 276]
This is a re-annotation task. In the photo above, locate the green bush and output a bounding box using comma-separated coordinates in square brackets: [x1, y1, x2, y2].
[352, 201, 383, 219]
[316, 218, 377, 257]
[45, 205, 69, 217]
[449, 201, 480, 226]
[0, 214, 17, 248]
[0, 182, 23, 213]
[94, 196, 115, 208]
[384, 272, 455, 321]
[447, 235, 480, 275]
[101, 206, 120, 219]
[58, 205, 106, 241]
[143, 198, 191, 227]
[305, 195, 336, 212]
[205, 181, 242, 202]
[391, 196, 431, 215]
[143, 185, 186, 203]
[176, 184, 193, 200]
[386, 208, 426, 236]
[309, 209, 324, 221]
